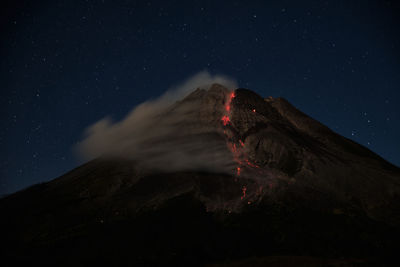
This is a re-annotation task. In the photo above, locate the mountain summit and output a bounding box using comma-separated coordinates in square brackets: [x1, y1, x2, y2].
[2, 84, 400, 266]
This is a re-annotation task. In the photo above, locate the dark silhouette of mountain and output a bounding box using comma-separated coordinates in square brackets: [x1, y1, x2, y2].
[1, 84, 399, 266]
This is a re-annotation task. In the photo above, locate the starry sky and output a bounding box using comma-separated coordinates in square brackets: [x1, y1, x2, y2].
[1, 0, 399, 195]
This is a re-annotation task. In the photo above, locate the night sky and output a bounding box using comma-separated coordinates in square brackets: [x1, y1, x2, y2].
[1, 0, 399, 195]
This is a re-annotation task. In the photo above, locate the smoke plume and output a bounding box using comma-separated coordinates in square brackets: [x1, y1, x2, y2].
[76, 71, 238, 173]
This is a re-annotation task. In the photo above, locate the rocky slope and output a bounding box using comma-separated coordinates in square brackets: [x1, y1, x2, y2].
[1, 84, 399, 266]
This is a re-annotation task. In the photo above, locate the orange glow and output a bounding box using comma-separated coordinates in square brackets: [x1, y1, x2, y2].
[252, 109, 256, 113]
[221, 115, 230, 125]
[237, 167, 241, 176]
[241, 185, 247, 200]
[223, 91, 236, 114]
[245, 159, 260, 168]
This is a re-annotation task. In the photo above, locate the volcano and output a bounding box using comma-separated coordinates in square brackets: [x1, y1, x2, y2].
[1, 84, 400, 266]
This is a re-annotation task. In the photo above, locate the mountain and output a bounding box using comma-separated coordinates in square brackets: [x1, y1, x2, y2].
[1, 84, 400, 266]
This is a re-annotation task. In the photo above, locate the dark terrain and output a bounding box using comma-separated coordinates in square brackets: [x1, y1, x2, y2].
[1, 85, 399, 266]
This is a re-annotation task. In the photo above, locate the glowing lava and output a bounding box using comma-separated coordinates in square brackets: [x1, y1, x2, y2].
[224, 92, 235, 112]
[240, 186, 247, 200]
[221, 90, 262, 175]
[237, 167, 241, 176]
[220, 90, 264, 203]
[221, 115, 230, 126]
[221, 91, 235, 127]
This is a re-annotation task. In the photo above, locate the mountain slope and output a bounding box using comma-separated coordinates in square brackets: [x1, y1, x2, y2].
[1, 84, 399, 266]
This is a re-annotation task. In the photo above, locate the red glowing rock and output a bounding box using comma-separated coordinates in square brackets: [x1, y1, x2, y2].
[241, 185, 247, 200]
[221, 115, 230, 125]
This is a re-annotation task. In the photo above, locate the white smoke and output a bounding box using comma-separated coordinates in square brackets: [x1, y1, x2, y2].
[76, 71, 238, 173]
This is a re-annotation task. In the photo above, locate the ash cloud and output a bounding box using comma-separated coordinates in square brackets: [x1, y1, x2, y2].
[76, 71, 238, 173]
